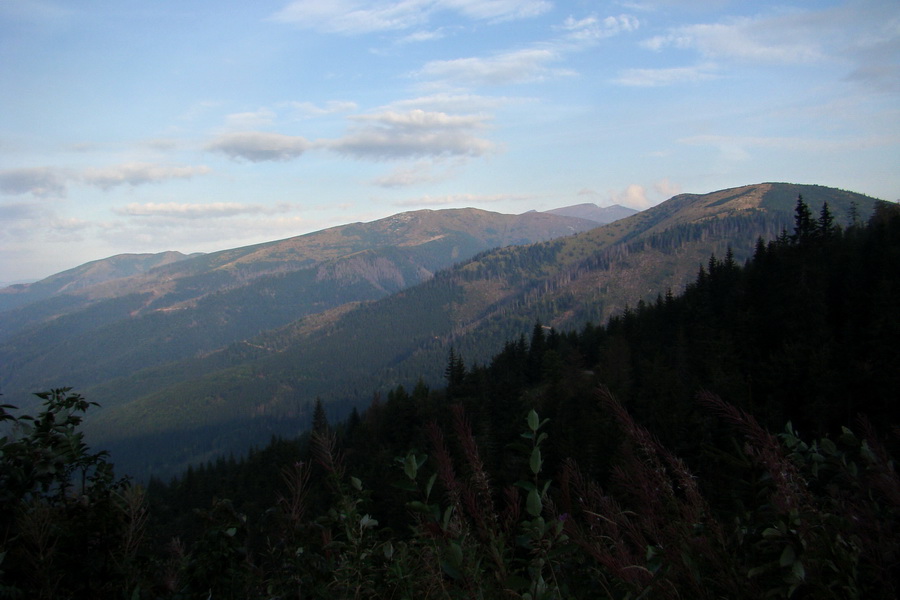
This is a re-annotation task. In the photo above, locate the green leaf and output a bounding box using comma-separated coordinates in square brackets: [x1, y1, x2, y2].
[779, 544, 796, 567]
[791, 560, 805, 582]
[350, 476, 363, 491]
[530, 446, 542, 475]
[527, 409, 539, 433]
[407, 501, 431, 514]
[747, 566, 768, 579]
[526, 488, 542, 517]
[404, 453, 418, 480]
[819, 437, 837, 455]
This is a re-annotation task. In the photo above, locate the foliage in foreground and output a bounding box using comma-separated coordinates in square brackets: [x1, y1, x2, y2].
[1, 387, 898, 599]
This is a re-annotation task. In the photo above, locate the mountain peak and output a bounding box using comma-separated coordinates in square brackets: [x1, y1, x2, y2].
[544, 203, 638, 224]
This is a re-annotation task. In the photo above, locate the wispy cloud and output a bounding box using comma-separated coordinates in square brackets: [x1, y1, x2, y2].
[614, 62, 717, 86]
[223, 108, 277, 130]
[282, 100, 359, 118]
[387, 93, 521, 113]
[82, 163, 212, 190]
[642, 18, 825, 64]
[396, 29, 446, 44]
[417, 48, 570, 87]
[206, 132, 312, 162]
[271, 0, 551, 35]
[413, 11, 640, 88]
[372, 158, 463, 187]
[116, 202, 293, 219]
[679, 132, 900, 156]
[1, 163, 211, 197]
[394, 192, 527, 207]
[559, 14, 639, 41]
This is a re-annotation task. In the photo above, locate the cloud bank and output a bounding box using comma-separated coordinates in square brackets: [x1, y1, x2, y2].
[207, 132, 312, 162]
[328, 109, 495, 159]
[116, 202, 292, 219]
[1, 163, 212, 197]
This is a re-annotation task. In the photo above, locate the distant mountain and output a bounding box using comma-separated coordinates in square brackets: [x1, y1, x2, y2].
[0, 208, 598, 408]
[2, 183, 885, 478]
[544, 203, 638, 224]
[0, 251, 199, 313]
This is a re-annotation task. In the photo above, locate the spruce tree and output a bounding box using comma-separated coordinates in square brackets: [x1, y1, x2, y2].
[791, 194, 814, 243]
[312, 398, 329, 434]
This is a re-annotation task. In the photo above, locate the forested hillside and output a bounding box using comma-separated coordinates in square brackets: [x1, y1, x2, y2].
[2, 197, 897, 599]
[79, 183, 882, 478]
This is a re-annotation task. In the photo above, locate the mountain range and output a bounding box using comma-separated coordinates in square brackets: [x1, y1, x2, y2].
[0, 183, 884, 478]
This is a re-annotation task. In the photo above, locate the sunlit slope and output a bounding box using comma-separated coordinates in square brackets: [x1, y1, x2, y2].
[0, 208, 597, 408]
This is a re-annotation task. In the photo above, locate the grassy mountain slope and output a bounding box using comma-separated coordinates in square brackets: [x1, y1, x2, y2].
[0, 209, 597, 411]
[0, 251, 197, 313]
[83, 183, 884, 477]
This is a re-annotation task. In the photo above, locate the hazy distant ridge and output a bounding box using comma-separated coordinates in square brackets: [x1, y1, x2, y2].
[544, 203, 638, 224]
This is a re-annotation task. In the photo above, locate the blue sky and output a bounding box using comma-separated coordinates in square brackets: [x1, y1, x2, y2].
[1, 0, 898, 282]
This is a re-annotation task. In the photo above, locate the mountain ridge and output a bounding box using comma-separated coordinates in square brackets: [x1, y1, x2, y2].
[0, 183, 887, 478]
[0, 207, 601, 406]
[544, 203, 638, 224]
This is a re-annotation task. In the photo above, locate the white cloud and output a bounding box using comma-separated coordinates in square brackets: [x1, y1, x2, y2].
[372, 159, 463, 187]
[328, 109, 495, 159]
[271, 0, 550, 34]
[82, 163, 212, 190]
[644, 18, 825, 64]
[560, 14, 639, 41]
[654, 178, 682, 198]
[608, 183, 651, 209]
[283, 100, 359, 118]
[614, 63, 717, 86]
[387, 93, 520, 113]
[0, 167, 68, 197]
[418, 48, 568, 86]
[350, 110, 485, 130]
[394, 192, 525, 207]
[396, 29, 446, 44]
[441, 0, 551, 22]
[207, 131, 312, 162]
[224, 108, 277, 129]
[679, 133, 900, 158]
[116, 202, 292, 219]
[1, 163, 213, 197]
[271, 0, 430, 34]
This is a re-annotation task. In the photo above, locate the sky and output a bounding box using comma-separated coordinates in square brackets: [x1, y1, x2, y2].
[1, 0, 898, 282]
